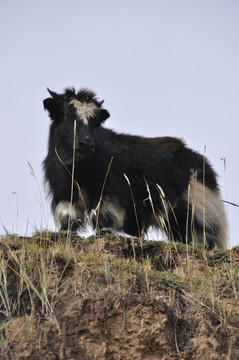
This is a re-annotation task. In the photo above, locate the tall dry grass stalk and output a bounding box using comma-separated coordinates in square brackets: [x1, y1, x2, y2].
[68, 120, 77, 236]
[0, 258, 16, 319]
[54, 119, 88, 237]
[123, 174, 141, 238]
[94, 156, 114, 234]
[28, 162, 48, 232]
[145, 179, 182, 262]
[54, 148, 87, 213]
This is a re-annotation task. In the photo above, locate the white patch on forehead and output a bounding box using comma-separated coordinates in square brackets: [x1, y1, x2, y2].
[69, 99, 98, 125]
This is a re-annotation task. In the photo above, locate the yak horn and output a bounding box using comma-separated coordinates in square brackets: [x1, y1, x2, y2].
[99, 99, 104, 106]
[47, 88, 58, 99]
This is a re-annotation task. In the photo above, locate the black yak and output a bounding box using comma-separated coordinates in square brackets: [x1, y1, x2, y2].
[43, 87, 227, 250]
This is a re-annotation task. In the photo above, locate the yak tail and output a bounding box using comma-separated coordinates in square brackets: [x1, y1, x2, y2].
[187, 179, 228, 250]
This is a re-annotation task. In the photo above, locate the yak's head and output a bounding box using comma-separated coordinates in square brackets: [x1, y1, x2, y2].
[43, 87, 110, 163]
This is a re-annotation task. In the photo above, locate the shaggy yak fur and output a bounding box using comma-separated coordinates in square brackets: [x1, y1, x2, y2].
[43, 87, 227, 250]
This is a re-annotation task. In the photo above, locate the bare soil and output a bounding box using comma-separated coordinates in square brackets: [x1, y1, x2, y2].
[1, 233, 239, 359]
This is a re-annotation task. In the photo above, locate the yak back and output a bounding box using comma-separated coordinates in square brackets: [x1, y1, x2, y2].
[76, 130, 189, 206]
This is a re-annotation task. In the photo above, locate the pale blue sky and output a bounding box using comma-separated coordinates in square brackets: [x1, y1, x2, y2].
[1, 0, 238, 247]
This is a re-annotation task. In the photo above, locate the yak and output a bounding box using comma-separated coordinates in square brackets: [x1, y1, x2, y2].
[43, 87, 227, 250]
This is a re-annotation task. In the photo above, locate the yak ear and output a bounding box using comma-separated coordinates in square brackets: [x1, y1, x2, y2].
[99, 109, 110, 123]
[43, 89, 63, 122]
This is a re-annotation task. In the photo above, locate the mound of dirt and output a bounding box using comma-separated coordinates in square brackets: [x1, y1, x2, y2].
[1, 233, 239, 359]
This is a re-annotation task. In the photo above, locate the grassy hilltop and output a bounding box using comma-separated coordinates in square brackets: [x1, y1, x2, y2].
[0, 232, 239, 359]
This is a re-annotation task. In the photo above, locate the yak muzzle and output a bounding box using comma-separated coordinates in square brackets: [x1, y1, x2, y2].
[76, 136, 95, 155]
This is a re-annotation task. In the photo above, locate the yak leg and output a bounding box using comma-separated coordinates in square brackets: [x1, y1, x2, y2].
[54, 201, 85, 231]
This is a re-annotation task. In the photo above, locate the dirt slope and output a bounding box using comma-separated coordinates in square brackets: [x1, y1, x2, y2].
[0, 233, 239, 359]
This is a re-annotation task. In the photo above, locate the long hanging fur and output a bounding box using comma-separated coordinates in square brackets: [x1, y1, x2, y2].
[43, 87, 227, 250]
